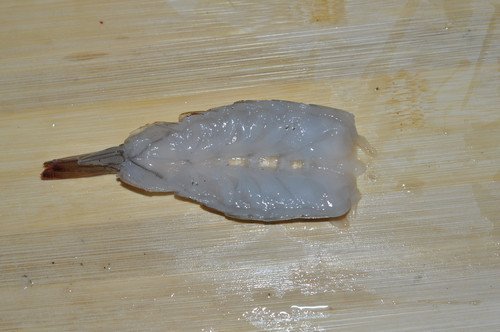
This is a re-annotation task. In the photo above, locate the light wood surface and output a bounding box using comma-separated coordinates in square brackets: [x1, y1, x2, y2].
[1, 1, 500, 330]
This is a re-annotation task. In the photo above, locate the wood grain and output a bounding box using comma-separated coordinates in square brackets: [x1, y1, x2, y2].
[1, 0, 499, 330]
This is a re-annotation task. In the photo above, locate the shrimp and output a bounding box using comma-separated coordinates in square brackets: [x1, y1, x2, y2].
[42, 100, 371, 221]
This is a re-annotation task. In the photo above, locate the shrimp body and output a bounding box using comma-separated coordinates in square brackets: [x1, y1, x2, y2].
[43, 100, 367, 221]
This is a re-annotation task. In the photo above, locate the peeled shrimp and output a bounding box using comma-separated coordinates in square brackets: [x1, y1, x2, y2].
[42, 100, 370, 221]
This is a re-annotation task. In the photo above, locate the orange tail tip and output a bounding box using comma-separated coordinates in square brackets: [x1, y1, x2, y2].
[41, 145, 125, 180]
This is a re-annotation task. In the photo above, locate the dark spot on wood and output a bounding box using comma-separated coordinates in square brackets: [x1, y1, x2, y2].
[22, 274, 33, 286]
[99, 21, 104, 24]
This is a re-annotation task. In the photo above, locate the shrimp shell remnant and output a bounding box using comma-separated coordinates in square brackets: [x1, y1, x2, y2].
[42, 100, 371, 221]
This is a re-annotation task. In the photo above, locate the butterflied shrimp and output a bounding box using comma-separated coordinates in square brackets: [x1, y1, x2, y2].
[42, 100, 372, 221]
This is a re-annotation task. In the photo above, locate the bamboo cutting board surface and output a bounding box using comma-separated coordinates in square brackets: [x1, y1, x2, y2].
[1, 1, 500, 330]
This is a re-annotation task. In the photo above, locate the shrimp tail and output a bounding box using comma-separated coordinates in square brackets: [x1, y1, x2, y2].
[41, 145, 125, 180]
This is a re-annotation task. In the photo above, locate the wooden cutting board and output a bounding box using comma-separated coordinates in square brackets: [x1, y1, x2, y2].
[1, 0, 499, 330]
